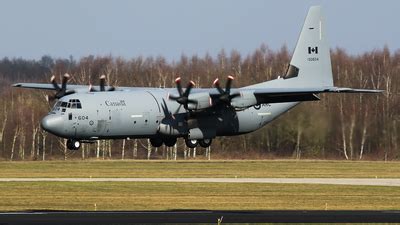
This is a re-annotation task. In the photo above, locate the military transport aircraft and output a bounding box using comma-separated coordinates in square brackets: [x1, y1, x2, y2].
[13, 6, 382, 150]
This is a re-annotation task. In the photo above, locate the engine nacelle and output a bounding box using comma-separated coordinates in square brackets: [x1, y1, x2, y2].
[188, 127, 216, 140]
[158, 120, 186, 136]
[187, 92, 212, 110]
[231, 90, 257, 108]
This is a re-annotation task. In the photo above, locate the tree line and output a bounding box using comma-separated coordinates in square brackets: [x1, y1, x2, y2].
[0, 45, 399, 160]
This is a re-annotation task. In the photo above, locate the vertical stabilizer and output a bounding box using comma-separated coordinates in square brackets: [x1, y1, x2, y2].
[285, 6, 333, 87]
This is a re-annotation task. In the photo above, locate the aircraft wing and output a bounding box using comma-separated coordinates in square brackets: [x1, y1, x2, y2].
[12, 83, 88, 91]
[12, 83, 162, 92]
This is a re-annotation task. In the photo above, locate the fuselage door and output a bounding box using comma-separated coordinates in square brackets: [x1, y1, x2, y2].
[96, 109, 111, 136]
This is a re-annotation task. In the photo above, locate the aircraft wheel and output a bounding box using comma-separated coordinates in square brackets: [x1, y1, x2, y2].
[199, 139, 212, 148]
[163, 138, 177, 147]
[185, 138, 198, 148]
[150, 138, 163, 147]
[66, 139, 74, 150]
[67, 139, 80, 150]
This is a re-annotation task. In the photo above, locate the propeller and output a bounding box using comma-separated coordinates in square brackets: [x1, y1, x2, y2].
[168, 77, 197, 110]
[89, 75, 116, 92]
[47, 73, 74, 102]
[213, 75, 240, 104]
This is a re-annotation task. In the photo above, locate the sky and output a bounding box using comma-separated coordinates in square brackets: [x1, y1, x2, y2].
[0, 0, 398, 61]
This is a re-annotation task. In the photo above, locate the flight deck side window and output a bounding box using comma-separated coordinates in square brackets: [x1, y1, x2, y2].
[52, 101, 61, 111]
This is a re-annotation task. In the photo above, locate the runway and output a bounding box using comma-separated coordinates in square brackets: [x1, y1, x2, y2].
[1, 177, 400, 186]
[1, 210, 400, 224]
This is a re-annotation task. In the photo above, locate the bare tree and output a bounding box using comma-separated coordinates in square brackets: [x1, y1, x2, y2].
[0, 107, 8, 155]
[121, 139, 126, 160]
[10, 126, 19, 161]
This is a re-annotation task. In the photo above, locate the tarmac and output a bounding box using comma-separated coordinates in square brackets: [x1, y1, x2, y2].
[1, 210, 400, 224]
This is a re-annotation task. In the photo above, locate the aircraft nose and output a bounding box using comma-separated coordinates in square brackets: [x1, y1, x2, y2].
[41, 114, 63, 133]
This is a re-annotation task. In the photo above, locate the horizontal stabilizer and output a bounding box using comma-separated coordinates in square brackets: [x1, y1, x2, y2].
[327, 87, 384, 93]
[249, 86, 383, 104]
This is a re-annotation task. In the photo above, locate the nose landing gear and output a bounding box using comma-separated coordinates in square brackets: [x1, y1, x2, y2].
[67, 139, 81, 150]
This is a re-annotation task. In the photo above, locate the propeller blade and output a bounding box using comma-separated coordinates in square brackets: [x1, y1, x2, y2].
[174, 104, 182, 115]
[213, 78, 224, 94]
[225, 75, 234, 94]
[187, 99, 198, 104]
[50, 75, 61, 91]
[183, 81, 195, 97]
[175, 77, 183, 96]
[61, 73, 70, 91]
[229, 92, 241, 99]
[100, 75, 106, 92]
[46, 95, 56, 103]
[168, 95, 180, 101]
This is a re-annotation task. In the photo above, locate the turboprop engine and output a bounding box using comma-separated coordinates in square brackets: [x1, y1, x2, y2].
[187, 92, 212, 110]
[230, 90, 257, 108]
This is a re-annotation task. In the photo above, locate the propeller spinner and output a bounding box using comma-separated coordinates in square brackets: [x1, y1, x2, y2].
[213, 75, 240, 104]
[47, 73, 74, 102]
[168, 77, 197, 110]
[89, 75, 116, 92]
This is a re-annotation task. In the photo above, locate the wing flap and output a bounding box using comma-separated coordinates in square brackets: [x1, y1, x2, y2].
[255, 93, 320, 104]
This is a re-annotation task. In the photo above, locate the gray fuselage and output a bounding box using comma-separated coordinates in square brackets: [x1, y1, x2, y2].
[41, 87, 298, 141]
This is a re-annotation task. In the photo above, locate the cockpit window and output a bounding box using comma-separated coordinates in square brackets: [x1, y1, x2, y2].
[52, 99, 82, 112]
[67, 99, 82, 109]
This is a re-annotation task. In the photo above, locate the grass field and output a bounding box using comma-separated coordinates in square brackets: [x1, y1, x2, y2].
[0, 160, 400, 211]
[1, 160, 400, 178]
[1, 182, 400, 211]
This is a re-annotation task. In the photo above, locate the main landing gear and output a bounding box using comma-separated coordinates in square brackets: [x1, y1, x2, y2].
[149, 137, 213, 148]
[185, 138, 212, 148]
[150, 137, 177, 147]
[66, 139, 81, 150]
[184, 138, 212, 148]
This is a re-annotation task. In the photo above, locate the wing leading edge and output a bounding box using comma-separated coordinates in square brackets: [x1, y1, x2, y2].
[12, 83, 88, 91]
